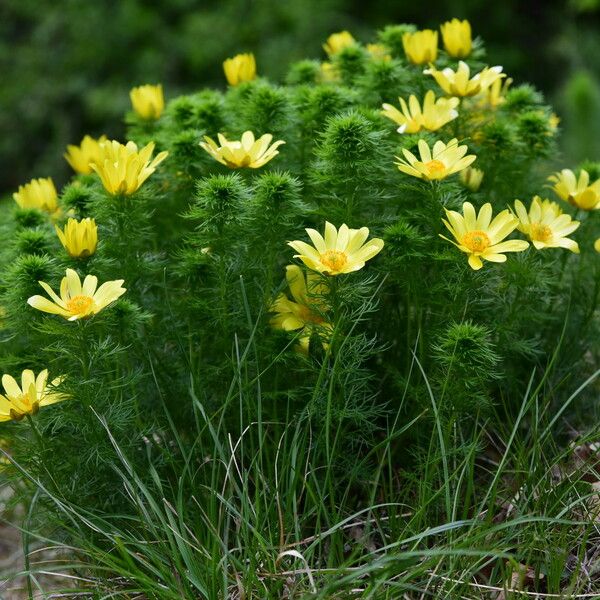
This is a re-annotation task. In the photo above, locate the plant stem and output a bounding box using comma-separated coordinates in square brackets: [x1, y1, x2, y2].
[25, 414, 45, 455]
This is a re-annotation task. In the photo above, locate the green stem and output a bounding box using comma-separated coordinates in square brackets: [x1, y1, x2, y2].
[25, 414, 45, 455]
[78, 321, 90, 381]
[77, 321, 93, 411]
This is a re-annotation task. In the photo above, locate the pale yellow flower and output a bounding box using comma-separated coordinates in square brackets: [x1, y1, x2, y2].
[459, 167, 484, 191]
[382, 90, 459, 134]
[402, 30, 438, 65]
[476, 77, 513, 109]
[64, 135, 108, 174]
[130, 84, 164, 120]
[514, 197, 579, 253]
[441, 202, 529, 270]
[13, 177, 60, 216]
[200, 131, 284, 169]
[223, 53, 256, 86]
[288, 222, 384, 276]
[28, 268, 126, 321]
[270, 265, 332, 354]
[366, 43, 391, 61]
[547, 169, 600, 211]
[319, 62, 340, 82]
[0, 369, 66, 422]
[425, 61, 505, 97]
[91, 140, 168, 195]
[323, 31, 356, 56]
[395, 138, 476, 181]
[595, 239, 600, 253]
[440, 19, 472, 58]
[55, 218, 98, 258]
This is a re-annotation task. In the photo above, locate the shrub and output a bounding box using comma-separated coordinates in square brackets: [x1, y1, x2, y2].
[1, 21, 600, 598]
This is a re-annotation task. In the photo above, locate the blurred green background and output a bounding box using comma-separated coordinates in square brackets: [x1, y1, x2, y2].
[1, 0, 599, 196]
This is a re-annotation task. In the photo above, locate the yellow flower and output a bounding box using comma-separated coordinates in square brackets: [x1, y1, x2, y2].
[270, 265, 332, 354]
[323, 31, 356, 56]
[395, 138, 476, 181]
[319, 62, 340, 82]
[200, 131, 285, 169]
[27, 268, 126, 321]
[288, 222, 384, 276]
[0, 369, 66, 422]
[476, 77, 513, 109]
[441, 202, 529, 270]
[547, 169, 600, 211]
[64, 135, 108, 174]
[402, 29, 438, 65]
[425, 61, 505, 97]
[459, 166, 484, 191]
[223, 53, 256, 86]
[366, 43, 391, 61]
[55, 218, 98, 258]
[13, 177, 60, 216]
[595, 239, 600, 253]
[129, 84, 164, 120]
[440, 19, 472, 58]
[514, 197, 579, 253]
[91, 140, 168, 195]
[381, 90, 459, 134]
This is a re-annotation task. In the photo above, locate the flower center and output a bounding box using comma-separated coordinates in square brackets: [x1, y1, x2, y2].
[298, 304, 325, 325]
[462, 230, 491, 253]
[424, 159, 446, 176]
[9, 393, 38, 420]
[530, 223, 553, 243]
[320, 250, 348, 273]
[67, 294, 94, 315]
[224, 155, 252, 168]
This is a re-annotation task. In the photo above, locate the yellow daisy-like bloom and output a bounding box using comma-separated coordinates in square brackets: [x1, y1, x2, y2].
[130, 84, 164, 120]
[440, 19, 472, 58]
[459, 166, 484, 191]
[270, 265, 332, 354]
[395, 138, 476, 181]
[323, 31, 356, 56]
[64, 135, 107, 175]
[548, 113, 560, 135]
[425, 61, 505, 97]
[0, 369, 66, 422]
[547, 169, 600, 211]
[382, 90, 459, 134]
[13, 177, 60, 216]
[91, 140, 168, 195]
[441, 202, 529, 270]
[476, 77, 513, 109]
[288, 222, 384, 276]
[366, 43, 391, 61]
[514, 197, 579, 253]
[319, 62, 340, 82]
[223, 53, 256, 86]
[27, 268, 126, 321]
[200, 131, 285, 169]
[402, 29, 438, 65]
[55, 218, 98, 259]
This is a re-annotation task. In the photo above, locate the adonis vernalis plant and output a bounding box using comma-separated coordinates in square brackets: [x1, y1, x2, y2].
[1, 17, 600, 599]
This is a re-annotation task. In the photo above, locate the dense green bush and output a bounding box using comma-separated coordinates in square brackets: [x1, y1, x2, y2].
[1, 18, 600, 598]
[2, 0, 600, 198]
